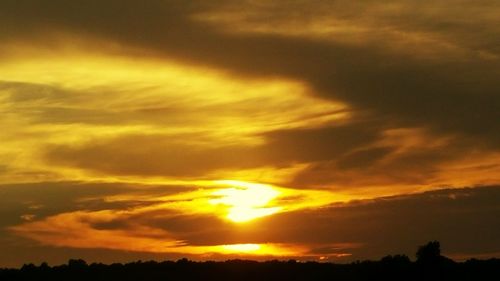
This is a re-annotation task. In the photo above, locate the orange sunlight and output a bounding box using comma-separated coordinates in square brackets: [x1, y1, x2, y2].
[209, 180, 282, 222]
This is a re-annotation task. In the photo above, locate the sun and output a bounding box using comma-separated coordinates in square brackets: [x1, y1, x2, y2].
[209, 180, 282, 223]
[222, 244, 261, 252]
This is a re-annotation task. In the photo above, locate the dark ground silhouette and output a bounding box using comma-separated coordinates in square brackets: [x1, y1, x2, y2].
[1, 242, 499, 281]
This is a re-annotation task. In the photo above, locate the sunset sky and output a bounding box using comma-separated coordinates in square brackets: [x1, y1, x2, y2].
[1, 0, 499, 267]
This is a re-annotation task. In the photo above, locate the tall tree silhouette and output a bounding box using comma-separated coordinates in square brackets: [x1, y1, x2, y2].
[416, 241, 441, 263]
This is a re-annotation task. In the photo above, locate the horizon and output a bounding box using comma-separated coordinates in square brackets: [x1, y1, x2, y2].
[0, 0, 499, 268]
[3, 240, 499, 269]
[3, 242, 500, 281]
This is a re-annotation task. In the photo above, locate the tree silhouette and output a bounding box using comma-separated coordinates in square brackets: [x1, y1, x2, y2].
[416, 241, 441, 263]
[68, 259, 88, 269]
[1, 241, 499, 281]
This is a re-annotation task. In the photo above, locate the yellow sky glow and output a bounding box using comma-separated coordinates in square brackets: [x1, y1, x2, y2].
[209, 180, 282, 222]
[0, 47, 347, 186]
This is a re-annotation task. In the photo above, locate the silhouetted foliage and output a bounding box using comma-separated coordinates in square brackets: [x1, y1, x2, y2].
[416, 241, 441, 262]
[414, 241, 457, 280]
[1, 242, 499, 281]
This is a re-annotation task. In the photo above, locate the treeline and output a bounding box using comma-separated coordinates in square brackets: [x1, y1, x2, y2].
[1, 242, 499, 281]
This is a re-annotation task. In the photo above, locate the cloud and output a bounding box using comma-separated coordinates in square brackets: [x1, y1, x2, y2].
[0, 1, 498, 183]
[43, 123, 500, 192]
[8, 185, 500, 262]
[45, 134, 262, 177]
[239, 185, 500, 259]
[335, 147, 393, 170]
[44, 122, 380, 177]
[0, 1, 497, 189]
[1, 0, 498, 147]
[261, 122, 382, 164]
[0, 181, 192, 229]
[5, 180, 337, 260]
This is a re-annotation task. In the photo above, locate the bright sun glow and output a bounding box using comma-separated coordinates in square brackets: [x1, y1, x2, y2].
[222, 244, 261, 252]
[209, 180, 282, 223]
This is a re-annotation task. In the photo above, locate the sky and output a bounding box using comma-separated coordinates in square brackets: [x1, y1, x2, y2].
[0, 0, 499, 267]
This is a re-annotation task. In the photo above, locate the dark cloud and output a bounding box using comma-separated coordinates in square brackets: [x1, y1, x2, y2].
[335, 147, 393, 170]
[290, 143, 467, 188]
[44, 123, 492, 189]
[245, 185, 500, 259]
[133, 213, 243, 245]
[311, 58, 500, 147]
[0, 181, 202, 267]
[0, 181, 191, 229]
[261, 122, 382, 164]
[45, 122, 381, 178]
[45, 135, 262, 177]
